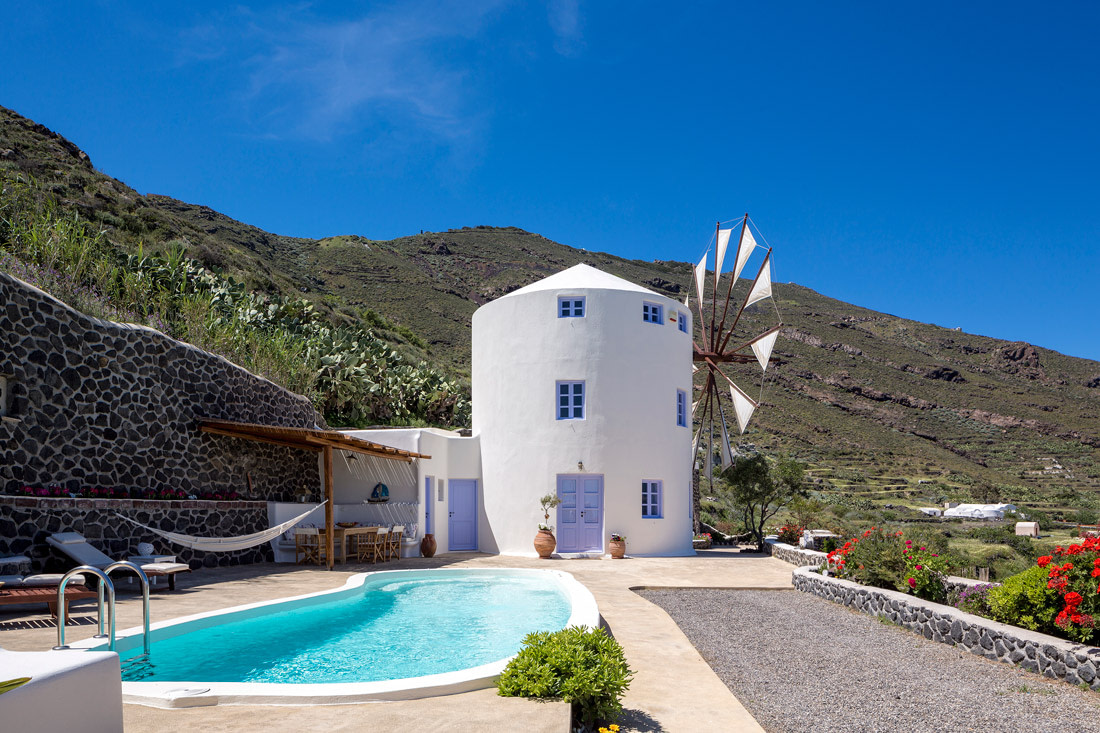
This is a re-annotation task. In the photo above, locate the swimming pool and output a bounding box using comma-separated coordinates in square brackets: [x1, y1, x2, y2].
[76, 568, 598, 707]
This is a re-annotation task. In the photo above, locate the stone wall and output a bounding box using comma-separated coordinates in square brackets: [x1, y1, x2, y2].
[763, 538, 828, 567]
[1, 271, 325, 567]
[794, 566, 1100, 691]
[1, 496, 273, 570]
[1, 271, 322, 498]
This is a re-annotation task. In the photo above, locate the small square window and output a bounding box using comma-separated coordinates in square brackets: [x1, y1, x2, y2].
[558, 296, 585, 318]
[642, 480, 662, 518]
[556, 381, 585, 420]
[676, 390, 687, 427]
[642, 302, 663, 324]
[678, 312, 688, 333]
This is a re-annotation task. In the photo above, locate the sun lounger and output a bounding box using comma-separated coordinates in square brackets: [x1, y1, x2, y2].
[0, 576, 95, 616]
[45, 532, 191, 590]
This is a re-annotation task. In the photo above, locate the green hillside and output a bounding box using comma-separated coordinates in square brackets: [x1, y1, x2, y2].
[3, 103, 1099, 515]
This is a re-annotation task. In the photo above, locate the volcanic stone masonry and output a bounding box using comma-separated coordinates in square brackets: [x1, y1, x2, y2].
[0, 271, 324, 568]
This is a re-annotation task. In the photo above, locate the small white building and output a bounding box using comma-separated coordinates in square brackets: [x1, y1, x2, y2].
[276, 264, 696, 558]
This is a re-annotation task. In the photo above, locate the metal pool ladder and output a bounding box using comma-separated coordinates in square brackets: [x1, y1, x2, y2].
[52, 561, 152, 658]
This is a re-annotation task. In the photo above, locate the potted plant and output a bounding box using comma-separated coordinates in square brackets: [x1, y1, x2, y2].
[609, 533, 626, 559]
[534, 493, 562, 559]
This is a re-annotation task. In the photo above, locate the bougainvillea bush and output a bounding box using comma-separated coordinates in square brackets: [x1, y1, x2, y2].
[826, 527, 950, 602]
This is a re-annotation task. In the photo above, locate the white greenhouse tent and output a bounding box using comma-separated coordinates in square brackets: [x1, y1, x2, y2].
[943, 503, 1017, 520]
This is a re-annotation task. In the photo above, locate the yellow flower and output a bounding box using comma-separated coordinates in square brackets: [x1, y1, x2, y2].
[599, 728, 609, 733]
[609, 726, 620, 732]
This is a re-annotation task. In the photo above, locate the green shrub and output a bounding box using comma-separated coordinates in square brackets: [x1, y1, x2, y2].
[497, 626, 633, 727]
[987, 565, 1059, 634]
[839, 529, 907, 590]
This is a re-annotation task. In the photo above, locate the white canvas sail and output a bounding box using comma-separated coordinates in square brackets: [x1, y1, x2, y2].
[715, 228, 733, 276]
[718, 402, 734, 467]
[730, 383, 758, 434]
[745, 258, 772, 307]
[693, 253, 707, 302]
[704, 423, 714, 477]
[733, 225, 757, 281]
[750, 329, 780, 371]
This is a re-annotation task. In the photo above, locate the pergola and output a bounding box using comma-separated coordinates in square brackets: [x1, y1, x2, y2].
[199, 419, 431, 569]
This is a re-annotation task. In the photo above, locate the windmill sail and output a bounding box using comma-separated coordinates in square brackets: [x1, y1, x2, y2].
[750, 329, 780, 371]
[715, 228, 733, 276]
[693, 254, 707, 302]
[718, 400, 734, 467]
[745, 257, 772, 308]
[730, 383, 758, 434]
[733, 225, 757, 282]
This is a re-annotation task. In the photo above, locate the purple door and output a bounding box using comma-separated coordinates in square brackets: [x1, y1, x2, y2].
[448, 479, 477, 551]
[556, 475, 603, 552]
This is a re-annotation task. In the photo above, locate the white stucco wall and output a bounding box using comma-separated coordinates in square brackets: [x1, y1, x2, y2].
[337, 428, 481, 555]
[472, 265, 695, 556]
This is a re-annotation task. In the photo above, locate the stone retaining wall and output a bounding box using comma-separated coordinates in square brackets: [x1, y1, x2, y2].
[1, 272, 325, 569]
[1, 271, 323, 499]
[794, 566, 1100, 691]
[763, 538, 827, 567]
[1, 496, 274, 570]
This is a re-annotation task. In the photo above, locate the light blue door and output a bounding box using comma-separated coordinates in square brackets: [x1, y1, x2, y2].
[556, 475, 603, 552]
[448, 479, 477, 551]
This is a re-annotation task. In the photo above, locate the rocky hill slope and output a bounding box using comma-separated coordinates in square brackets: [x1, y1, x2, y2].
[3, 104, 1099, 512]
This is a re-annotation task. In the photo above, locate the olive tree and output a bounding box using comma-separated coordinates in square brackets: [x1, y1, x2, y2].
[720, 454, 806, 551]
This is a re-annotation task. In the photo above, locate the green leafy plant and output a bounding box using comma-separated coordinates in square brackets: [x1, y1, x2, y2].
[987, 565, 1059, 634]
[720, 454, 806, 551]
[539, 493, 562, 530]
[497, 627, 633, 728]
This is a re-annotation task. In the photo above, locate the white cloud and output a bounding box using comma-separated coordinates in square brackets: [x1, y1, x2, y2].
[547, 0, 583, 57]
[181, 1, 507, 144]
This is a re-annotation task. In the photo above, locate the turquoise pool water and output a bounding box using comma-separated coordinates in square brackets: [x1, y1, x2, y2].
[121, 571, 572, 684]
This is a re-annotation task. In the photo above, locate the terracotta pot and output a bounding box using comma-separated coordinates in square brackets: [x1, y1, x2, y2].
[420, 533, 437, 558]
[534, 529, 556, 559]
[609, 539, 626, 559]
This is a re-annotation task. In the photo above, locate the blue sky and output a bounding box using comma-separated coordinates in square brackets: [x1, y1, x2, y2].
[3, 2, 1098, 361]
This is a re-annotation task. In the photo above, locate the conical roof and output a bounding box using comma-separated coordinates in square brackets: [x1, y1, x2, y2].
[502, 264, 658, 299]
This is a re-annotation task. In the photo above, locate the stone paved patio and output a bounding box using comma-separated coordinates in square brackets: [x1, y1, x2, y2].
[0, 549, 792, 732]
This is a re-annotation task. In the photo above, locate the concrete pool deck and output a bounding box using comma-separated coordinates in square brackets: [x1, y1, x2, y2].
[0, 549, 791, 732]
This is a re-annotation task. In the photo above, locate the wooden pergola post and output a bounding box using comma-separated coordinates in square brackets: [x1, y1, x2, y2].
[323, 445, 334, 570]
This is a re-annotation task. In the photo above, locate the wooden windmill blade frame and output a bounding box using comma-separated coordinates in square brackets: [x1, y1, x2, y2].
[690, 214, 783, 474]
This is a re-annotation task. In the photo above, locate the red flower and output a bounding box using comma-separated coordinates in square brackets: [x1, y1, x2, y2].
[1038, 555, 1054, 567]
[907, 577, 916, 588]
[1066, 592, 1084, 607]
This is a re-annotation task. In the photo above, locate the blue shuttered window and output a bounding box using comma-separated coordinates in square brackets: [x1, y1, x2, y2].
[642, 480, 662, 518]
[676, 390, 687, 427]
[678, 312, 688, 333]
[642, 302, 663, 324]
[556, 381, 585, 420]
[558, 297, 585, 318]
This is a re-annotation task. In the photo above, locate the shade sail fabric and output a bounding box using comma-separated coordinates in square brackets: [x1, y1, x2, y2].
[751, 330, 780, 371]
[745, 259, 772, 308]
[730, 383, 758, 434]
[733, 225, 757, 282]
[115, 502, 327, 552]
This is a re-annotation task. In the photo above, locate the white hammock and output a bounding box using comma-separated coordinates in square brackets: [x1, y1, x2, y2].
[114, 501, 327, 552]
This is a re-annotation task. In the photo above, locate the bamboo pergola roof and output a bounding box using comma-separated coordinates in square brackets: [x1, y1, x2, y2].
[198, 419, 431, 462]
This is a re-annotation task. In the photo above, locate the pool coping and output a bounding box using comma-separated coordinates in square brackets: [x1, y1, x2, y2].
[71, 567, 599, 708]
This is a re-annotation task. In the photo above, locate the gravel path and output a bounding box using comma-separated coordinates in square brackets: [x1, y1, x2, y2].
[639, 589, 1100, 733]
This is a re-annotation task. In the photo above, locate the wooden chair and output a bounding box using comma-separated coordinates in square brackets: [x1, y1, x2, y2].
[294, 528, 325, 565]
[388, 525, 405, 560]
[372, 528, 390, 563]
[351, 527, 379, 562]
